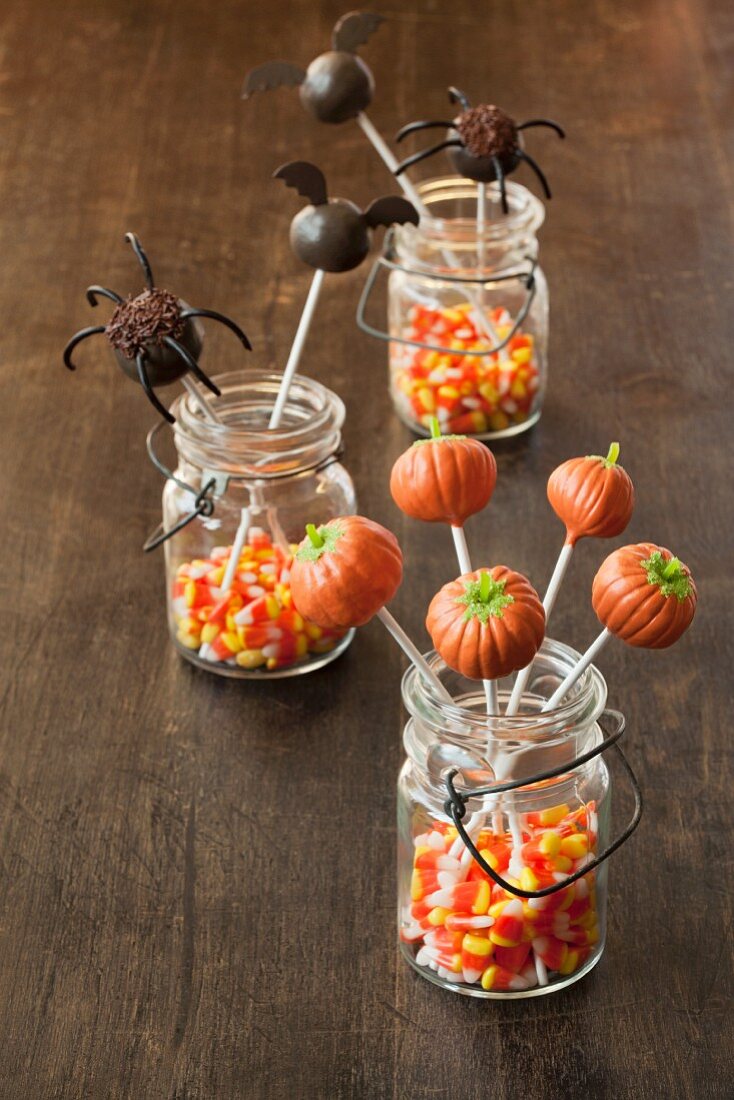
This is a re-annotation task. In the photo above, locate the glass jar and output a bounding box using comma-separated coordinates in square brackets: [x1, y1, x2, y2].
[359, 176, 548, 440]
[147, 369, 357, 678]
[398, 639, 641, 998]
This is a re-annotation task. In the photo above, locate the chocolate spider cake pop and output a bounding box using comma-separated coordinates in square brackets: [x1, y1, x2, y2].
[242, 11, 383, 124]
[395, 87, 564, 213]
[274, 161, 418, 272]
[63, 234, 251, 423]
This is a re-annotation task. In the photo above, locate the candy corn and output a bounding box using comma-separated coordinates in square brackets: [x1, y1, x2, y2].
[171, 528, 347, 672]
[400, 802, 600, 992]
[390, 303, 541, 436]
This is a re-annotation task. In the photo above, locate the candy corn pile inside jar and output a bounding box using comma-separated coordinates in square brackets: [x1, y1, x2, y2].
[401, 802, 600, 993]
[390, 303, 541, 436]
[170, 527, 347, 672]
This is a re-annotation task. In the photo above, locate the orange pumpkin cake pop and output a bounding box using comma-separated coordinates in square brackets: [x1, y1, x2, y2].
[390, 418, 497, 526]
[291, 515, 403, 630]
[592, 543, 697, 648]
[426, 567, 545, 681]
[547, 442, 634, 547]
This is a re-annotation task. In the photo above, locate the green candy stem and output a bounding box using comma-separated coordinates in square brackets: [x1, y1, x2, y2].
[306, 523, 324, 549]
[456, 570, 515, 624]
[430, 417, 442, 439]
[606, 441, 620, 465]
[641, 550, 692, 601]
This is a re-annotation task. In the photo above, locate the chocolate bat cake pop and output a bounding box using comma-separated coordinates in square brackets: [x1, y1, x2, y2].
[63, 234, 251, 423]
[242, 11, 383, 124]
[274, 161, 418, 272]
[395, 87, 564, 214]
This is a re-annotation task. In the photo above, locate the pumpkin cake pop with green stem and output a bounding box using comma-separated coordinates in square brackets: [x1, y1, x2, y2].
[543, 543, 697, 711]
[391, 416, 498, 708]
[290, 515, 453, 702]
[506, 442, 634, 715]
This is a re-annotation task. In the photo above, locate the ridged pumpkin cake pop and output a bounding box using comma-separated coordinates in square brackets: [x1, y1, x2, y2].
[390, 417, 497, 526]
[547, 442, 634, 547]
[426, 567, 545, 681]
[291, 515, 403, 629]
[592, 543, 697, 649]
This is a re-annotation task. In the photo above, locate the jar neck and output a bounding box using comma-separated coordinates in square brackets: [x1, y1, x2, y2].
[402, 639, 608, 792]
[393, 176, 544, 276]
[169, 369, 344, 483]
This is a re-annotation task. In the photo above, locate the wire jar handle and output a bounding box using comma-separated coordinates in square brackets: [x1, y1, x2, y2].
[443, 708, 642, 899]
[356, 228, 538, 357]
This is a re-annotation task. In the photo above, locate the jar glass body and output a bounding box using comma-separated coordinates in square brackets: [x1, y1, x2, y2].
[398, 640, 611, 998]
[161, 370, 356, 677]
[388, 178, 548, 439]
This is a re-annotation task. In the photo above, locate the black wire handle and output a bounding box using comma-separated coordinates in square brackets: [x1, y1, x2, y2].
[356, 230, 538, 357]
[142, 419, 218, 552]
[142, 420, 347, 552]
[443, 709, 643, 899]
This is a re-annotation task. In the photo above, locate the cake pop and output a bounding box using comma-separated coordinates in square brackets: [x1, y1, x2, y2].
[544, 543, 697, 711]
[506, 443, 634, 715]
[592, 544, 697, 649]
[242, 11, 384, 124]
[426, 567, 545, 681]
[274, 161, 418, 273]
[290, 516, 403, 629]
[395, 87, 565, 213]
[63, 233, 251, 423]
[547, 443, 635, 546]
[390, 418, 497, 527]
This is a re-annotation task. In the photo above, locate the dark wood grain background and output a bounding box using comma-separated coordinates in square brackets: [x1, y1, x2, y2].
[0, 1, 731, 1097]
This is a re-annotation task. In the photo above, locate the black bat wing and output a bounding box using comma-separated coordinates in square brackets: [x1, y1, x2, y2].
[363, 196, 420, 229]
[332, 11, 385, 53]
[273, 162, 328, 207]
[242, 61, 306, 99]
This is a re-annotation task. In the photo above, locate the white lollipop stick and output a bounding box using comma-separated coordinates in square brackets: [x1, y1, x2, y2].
[269, 268, 325, 430]
[182, 376, 223, 424]
[355, 113, 500, 346]
[449, 527, 496, 714]
[377, 607, 453, 703]
[220, 507, 252, 593]
[543, 628, 611, 712]
[506, 541, 575, 715]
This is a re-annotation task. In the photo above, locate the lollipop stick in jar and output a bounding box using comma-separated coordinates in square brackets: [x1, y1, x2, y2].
[269, 268, 326, 429]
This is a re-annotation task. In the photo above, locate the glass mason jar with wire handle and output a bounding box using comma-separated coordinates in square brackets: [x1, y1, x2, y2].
[145, 370, 357, 678]
[398, 639, 642, 998]
[357, 177, 548, 439]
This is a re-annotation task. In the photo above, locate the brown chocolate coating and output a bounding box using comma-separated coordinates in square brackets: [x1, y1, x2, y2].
[592, 543, 697, 649]
[289, 200, 370, 272]
[109, 294, 203, 386]
[300, 52, 374, 124]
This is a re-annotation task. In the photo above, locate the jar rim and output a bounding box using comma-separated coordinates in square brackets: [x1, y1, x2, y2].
[401, 638, 608, 743]
[400, 176, 546, 247]
[169, 369, 345, 480]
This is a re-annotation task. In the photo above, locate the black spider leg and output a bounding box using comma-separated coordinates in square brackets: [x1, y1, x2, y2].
[516, 149, 552, 199]
[162, 336, 222, 396]
[448, 86, 471, 111]
[395, 119, 455, 143]
[86, 285, 124, 307]
[491, 155, 509, 215]
[63, 326, 106, 370]
[394, 140, 463, 176]
[178, 309, 252, 351]
[125, 232, 155, 289]
[517, 119, 566, 139]
[136, 353, 175, 423]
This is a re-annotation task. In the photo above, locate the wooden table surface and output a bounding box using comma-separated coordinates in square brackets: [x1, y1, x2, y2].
[0, 1, 731, 1097]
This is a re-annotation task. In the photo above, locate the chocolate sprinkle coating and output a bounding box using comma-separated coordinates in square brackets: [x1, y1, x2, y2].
[456, 105, 517, 159]
[106, 288, 185, 360]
